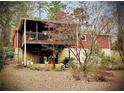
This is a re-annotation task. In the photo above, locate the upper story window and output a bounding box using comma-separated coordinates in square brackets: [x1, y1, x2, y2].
[50, 27, 53, 31]
[80, 34, 86, 41]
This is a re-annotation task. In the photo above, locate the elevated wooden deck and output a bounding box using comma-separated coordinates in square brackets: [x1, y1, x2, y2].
[22, 31, 76, 46]
[26, 40, 67, 45]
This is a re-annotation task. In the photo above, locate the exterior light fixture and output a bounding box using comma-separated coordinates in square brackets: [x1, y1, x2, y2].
[43, 31, 47, 35]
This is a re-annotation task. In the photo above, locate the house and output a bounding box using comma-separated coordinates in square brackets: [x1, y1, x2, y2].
[61, 33, 111, 63]
[13, 18, 111, 66]
[13, 18, 76, 66]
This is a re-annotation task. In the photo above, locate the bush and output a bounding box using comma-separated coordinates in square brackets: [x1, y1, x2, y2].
[100, 56, 111, 68]
[69, 65, 83, 80]
[112, 51, 122, 63]
[5, 42, 14, 60]
[68, 44, 113, 81]
[62, 57, 75, 68]
[69, 62, 89, 81]
[69, 55, 112, 81]
[110, 51, 124, 70]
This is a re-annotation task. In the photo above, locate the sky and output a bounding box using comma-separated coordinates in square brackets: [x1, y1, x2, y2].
[32, 1, 116, 22]
[34, 1, 117, 34]
[33, 1, 80, 19]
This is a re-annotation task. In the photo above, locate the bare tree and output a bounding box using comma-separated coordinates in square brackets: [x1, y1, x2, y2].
[62, 2, 115, 78]
[116, 2, 124, 64]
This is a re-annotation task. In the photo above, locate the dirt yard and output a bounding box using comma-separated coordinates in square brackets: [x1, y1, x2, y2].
[0, 64, 124, 91]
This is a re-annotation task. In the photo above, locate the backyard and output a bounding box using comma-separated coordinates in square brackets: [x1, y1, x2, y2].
[0, 1, 124, 91]
[0, 63, 124, 91]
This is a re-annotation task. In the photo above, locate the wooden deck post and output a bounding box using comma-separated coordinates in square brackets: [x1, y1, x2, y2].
[17, 29, 19, 63]
[24, 18, 27, 66]
[53, 45, 55, 69]
[36, 23, 38, 40]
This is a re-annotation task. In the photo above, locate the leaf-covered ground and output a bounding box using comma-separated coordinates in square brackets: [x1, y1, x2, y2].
[0, 64, 124, 91]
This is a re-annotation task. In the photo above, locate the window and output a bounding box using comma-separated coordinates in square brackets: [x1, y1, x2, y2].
[50, 27, 53, 31]
[80, 34, 86, 41]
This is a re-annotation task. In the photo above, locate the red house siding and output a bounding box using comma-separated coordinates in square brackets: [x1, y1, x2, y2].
[13, 31, 110, 49]
[78, 34, 110, 49]
[78, 34, 92, 48]
[96, 35, 110, 48]
[13, 31, 22, 48]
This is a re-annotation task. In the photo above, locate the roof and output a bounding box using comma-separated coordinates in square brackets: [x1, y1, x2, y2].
[18, 18, 78, 32]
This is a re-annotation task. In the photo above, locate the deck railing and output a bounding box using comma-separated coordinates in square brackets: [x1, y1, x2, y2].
[22, 31, 76, 45]
[26, 32, 49, 41]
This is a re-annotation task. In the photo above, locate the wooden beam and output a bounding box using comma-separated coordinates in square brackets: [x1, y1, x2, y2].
[17, 29, 19, 63]
[26, 40, 70, 45]
[52, 45, 55, 69]
[36, 23, 38, 40]
[24, 18, 27, 66]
